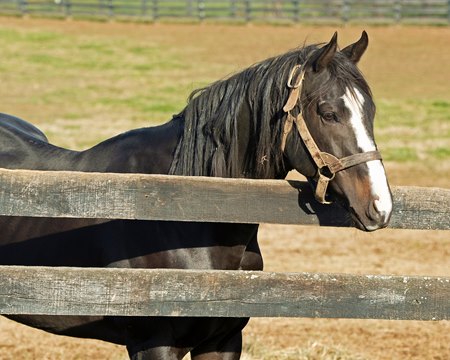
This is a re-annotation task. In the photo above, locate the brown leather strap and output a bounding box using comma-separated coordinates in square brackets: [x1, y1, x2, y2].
[294, 112, 329, 170]
[321, 151, 382, 174]
[295, 111, 382, 203]
[280, 112, 294, 152]
[315, 172, 334, 204]
[283, 87, 301, 113]
[281, 67, 304, 152]
[296, 110, 382, 174]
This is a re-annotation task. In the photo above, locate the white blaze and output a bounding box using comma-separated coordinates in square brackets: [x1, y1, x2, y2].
[342, 87, 392, 218]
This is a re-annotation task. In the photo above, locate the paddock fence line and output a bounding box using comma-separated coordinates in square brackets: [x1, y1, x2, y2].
[0, 168, 449, 320]
[0, 0, 449, 24]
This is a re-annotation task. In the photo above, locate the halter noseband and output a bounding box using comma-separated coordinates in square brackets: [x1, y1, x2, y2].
[281, 64, 382, 204]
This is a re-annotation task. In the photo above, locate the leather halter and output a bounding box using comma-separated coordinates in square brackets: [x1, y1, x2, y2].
[281, 64, 382, 204]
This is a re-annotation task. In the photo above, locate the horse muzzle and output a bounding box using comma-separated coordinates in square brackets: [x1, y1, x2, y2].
[351, 198, 392, 231]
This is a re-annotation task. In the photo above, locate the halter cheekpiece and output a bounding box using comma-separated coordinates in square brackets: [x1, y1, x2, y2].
[281, 64, 382, 204]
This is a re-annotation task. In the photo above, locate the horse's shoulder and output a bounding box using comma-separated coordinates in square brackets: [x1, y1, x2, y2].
[0, 113, 49, 143]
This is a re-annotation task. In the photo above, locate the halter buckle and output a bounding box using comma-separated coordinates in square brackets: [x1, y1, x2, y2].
[318, 165, 335, 181]
[314, 171, 334, 205]
[314, 167, 335, 204]
[287, 65, 304, 89]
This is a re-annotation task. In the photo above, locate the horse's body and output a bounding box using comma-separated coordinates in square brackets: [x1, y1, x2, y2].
[0, 32, 392, 359]
[0, 113, 258, 357]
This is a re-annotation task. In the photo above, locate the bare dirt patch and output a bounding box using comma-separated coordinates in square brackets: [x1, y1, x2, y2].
[1, 224, 449, 360]
[245, 225, 450, 360]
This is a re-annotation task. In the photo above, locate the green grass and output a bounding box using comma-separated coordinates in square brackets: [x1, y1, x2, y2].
[383, 147, 419, 162]
[0, 21, 448, 167]
[429, 147, 450, 160]
[0, 26, 192, 139]
[375, 99, 450, 163]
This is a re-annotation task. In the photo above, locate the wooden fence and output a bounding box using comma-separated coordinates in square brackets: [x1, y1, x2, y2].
[0, 168, 449, 320]
[0, 0, 449, 24]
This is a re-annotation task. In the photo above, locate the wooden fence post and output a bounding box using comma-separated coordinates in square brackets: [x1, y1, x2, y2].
[198, 0, 205, 21]
[108, 0, 113, 18]
[141, 0, 147, 18]
[394, 0, 401, 23]
[64, 0, 72, 18]
[293, 0, 300, 22]
[18, 0, 26, 16]
[448, 0, 450, 23]
[186, 0, 194, 18]
[152, 0, 158, 20]
[245, 0, 251, 22]
[230, 0, 236, 19]
[342, 0, 349, 23]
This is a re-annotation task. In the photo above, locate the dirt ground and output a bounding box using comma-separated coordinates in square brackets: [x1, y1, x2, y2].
[0, 17, 449, 360]
[1, 221, 449, 360]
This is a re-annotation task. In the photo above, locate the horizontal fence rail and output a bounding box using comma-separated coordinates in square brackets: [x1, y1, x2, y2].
[1, 266, 449, 320]
[0, 0, 449, 24]
[0, 168, 449, 230]
[0, 168, 449, 321]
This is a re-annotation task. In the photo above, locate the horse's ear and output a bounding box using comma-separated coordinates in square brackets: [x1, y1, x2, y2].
[341, 31, 369, 64]
[310, 32, 338, 73]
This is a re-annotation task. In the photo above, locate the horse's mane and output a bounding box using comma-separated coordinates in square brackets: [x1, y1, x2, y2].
[169, 44, 371, 179]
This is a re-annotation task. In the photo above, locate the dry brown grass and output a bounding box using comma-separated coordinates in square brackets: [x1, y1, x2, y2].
[0, 17, 448, 360]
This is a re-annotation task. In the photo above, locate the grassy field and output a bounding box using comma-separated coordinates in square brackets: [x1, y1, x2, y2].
[0, 17, 449, 360]
[0, 18, 449, 184]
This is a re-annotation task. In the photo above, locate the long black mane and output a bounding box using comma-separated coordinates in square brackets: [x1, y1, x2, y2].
[169, 43, 372, 179]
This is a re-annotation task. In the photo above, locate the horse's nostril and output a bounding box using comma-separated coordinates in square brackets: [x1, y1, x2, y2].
[373, 199, 380, 212]
[374, 200, 384, 216]
[368, 200, 380, 219]
[369, 199, 390, 226]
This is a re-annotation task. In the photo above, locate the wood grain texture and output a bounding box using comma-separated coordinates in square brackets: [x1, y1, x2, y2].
[0, 168, 448, 230]
[0, 266, 448, 320]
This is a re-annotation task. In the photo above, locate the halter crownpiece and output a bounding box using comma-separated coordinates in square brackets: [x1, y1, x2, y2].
[281, 64, 382, 204]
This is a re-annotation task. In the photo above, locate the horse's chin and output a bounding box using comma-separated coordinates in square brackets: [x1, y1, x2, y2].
[349, 212, 375, 232]
[306, 177, 387, 232]
[325, 191, 382, 232]
[347, 204, 389, 232]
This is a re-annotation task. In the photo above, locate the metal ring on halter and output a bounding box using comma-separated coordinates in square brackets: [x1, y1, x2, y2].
[315, 166, 335, 204]
[287, 65, 303, 88]
[318, 165, 335, 181]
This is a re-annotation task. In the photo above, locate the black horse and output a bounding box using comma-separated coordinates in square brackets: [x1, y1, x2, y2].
[0, 32, 392, 359]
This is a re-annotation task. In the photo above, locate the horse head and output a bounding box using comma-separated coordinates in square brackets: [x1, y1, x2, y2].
[283, 32, 392, 231]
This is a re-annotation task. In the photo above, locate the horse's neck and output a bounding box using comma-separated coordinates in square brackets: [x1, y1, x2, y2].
[78, 117, 183, 174]
[0, 114, 183, 174]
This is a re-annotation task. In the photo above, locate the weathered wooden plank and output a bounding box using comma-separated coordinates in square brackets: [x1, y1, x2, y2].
[387, 186, 450, 230]
[0, 266, 448, 320]
[0, 168, 448, 230]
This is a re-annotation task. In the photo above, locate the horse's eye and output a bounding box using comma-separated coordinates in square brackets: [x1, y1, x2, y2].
[322, 112, 338, 122]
